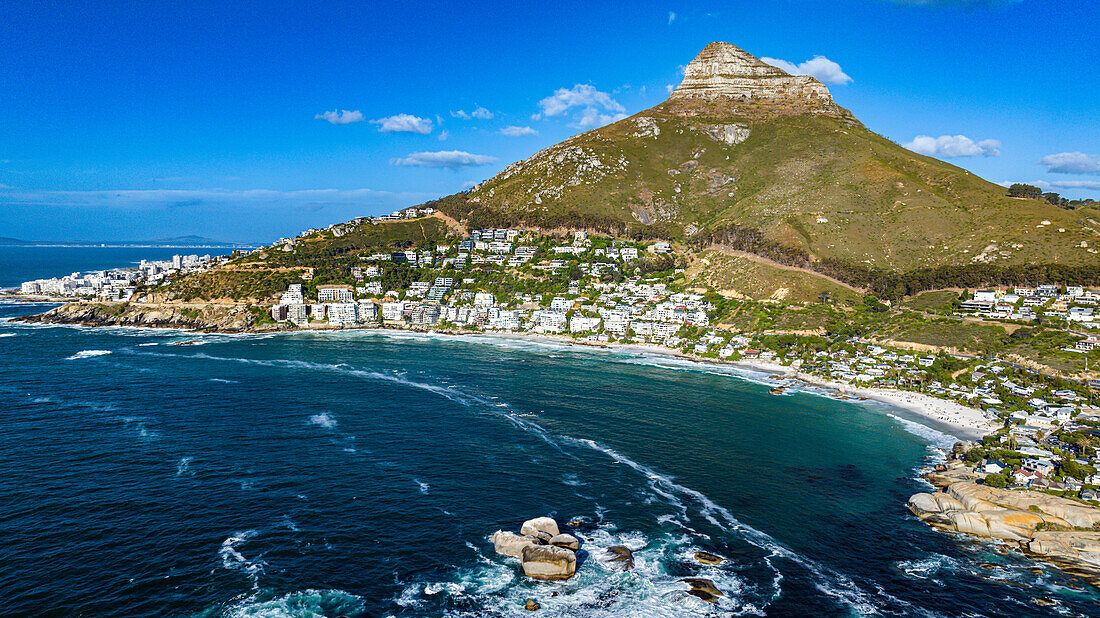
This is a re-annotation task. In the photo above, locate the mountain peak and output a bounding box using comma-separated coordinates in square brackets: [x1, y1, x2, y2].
[669, 42, 849, 119]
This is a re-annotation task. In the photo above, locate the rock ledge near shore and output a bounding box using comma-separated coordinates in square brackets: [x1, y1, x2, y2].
[909, 466, 1100, 585]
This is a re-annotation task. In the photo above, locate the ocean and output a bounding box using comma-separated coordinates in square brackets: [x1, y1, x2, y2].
[1, 249, 1098, 617]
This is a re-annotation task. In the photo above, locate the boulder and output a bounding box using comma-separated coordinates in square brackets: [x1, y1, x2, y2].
[933, 493, 965, 512]
[491, 530, 539, 559]
[521, 544, 576, 580]
[948, 511, 990, 537]
[694, 551, 725, 566]
[907, 493, 942, 517]
[549, 533, 580, 551]
[681, 578, 723, 603]
[524, 599, 540, 611]
[605, 545, 634, 570]
[521, 517, 560, 539]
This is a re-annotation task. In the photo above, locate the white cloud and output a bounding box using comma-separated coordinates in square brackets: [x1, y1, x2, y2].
[576, 108, 628, 129]
[1051, 180, 1100, 189]
[903, 134, 1001, 157]
[668, 11, 676, 24]
[534, 84, 625, 119]
[437, 130, 449, 141]
[451, 106, 493, 120]
[760, 55, 853, 85]
[532, 84, 627, 128]
[315, 109, 365, 125]
[370, 114, 433, 134]
[1039, 152, 1100, 175]
[666, 84, 675, 93]
[391, 150, 498, 169]
[499, 125, 538, 137]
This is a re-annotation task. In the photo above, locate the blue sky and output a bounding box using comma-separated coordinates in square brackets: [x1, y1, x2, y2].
[1, 0, 1097, 242]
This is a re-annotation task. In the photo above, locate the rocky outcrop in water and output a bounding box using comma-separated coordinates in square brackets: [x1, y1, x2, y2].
[492, 518, 578, 581]
[521, 544, 577, 581]
[909, 477, 1100, 584]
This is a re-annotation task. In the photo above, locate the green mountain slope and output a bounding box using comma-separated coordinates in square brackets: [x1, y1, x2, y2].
[433, 43, 1097, 275]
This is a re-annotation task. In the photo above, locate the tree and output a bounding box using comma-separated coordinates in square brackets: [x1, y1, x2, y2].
[1007, 183, 1043, 199]
[984, 473, 1009, 488]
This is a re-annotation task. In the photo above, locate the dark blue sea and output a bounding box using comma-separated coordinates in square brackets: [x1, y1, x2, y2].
[1, 249, 1098, 617]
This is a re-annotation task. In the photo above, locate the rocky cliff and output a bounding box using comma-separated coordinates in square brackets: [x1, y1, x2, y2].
[668, 42, 852, 119]
[17, 301, 260, 332]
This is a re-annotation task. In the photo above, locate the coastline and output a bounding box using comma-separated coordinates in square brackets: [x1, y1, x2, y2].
[7, 300, 993, 441]
[430, 329, 995, 441]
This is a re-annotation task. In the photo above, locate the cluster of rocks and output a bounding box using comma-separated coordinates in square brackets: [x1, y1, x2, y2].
[492, 517, 735, 609]
[909, 471, 1100, 584]
[491, 517, 581, 581]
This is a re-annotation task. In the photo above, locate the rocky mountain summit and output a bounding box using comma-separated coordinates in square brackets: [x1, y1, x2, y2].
[668, 42, 852, 119]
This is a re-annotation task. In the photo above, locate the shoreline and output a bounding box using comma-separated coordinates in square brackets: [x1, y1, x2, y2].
[5, 301, 994, 441]
[423, 329, 995, 441]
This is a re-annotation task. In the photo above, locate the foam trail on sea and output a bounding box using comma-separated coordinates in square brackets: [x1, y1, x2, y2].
[560, 436, 929, 615]
[66, 349, 112, 360]
[219, 530, 266, 591]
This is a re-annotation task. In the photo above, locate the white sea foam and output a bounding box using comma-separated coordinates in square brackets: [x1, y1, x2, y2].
[209, 378, 237, 383]
[414, 479, 430, 494]
[219, 530, 265, 590]
[883, 413, 958, 450]
[896, 553, 962, 584]
[66, 349, 111, 360]
[176, 456, 194, 476]
[308, 412, 337, 429]
[0, 333, 16, 338]
[223, 588, 365, 618]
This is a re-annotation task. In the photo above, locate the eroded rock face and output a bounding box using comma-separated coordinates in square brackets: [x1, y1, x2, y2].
[549, 533, 580, 551]
[521, 544, 577, 580]
[698, 123, 750, 146]
[669, 42, 844, 117]
[909, 481, 1100, 584]
[491, 530, 539, 559]
[521, 517, 561, 539]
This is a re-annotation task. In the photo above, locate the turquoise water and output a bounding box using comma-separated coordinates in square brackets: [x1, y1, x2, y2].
[1, 252, 1099, 616]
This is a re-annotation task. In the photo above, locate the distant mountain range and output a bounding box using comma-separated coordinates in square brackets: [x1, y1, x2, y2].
[0, 235, 253, 248]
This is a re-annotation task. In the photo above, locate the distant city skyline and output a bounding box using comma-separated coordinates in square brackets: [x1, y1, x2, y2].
[1, 0, 1097, 242]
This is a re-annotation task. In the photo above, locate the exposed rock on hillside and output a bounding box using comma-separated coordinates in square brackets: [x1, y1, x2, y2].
[668, 42, 853, 119]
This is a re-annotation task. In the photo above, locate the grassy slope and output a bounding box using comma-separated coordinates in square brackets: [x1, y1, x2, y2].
[465, 104, 1097, 273]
